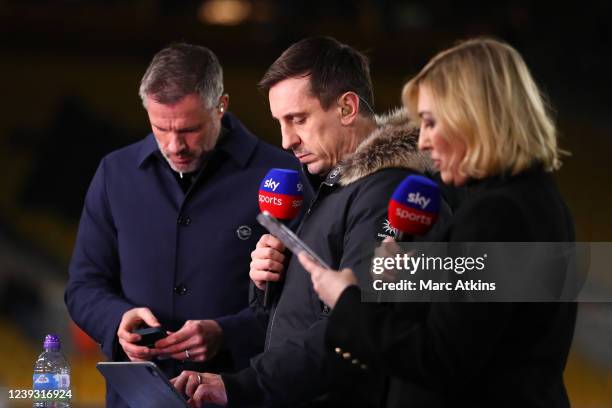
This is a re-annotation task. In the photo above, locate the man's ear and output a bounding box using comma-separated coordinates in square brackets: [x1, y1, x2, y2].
[337, 92, 360, 125]
[217, 94, 229, 115]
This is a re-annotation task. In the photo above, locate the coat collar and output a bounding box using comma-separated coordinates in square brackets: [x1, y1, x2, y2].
[465, 162, 547, 194]
[327, 108, 434, 187]
[136, 111, 258, 169]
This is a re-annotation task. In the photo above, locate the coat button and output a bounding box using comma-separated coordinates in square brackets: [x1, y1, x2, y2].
[177, 215, 191, 226]
[351, 359, 359, 365]
[174, 284, 188, 295]
[335, 347, 342, 354]
[342, 352, 351, 360]
[360, 363, 368, 370]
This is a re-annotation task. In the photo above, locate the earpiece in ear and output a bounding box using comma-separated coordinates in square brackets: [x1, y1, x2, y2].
[219, 104, 225, 112]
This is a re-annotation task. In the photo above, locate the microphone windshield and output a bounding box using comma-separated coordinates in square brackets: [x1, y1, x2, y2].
[388, 174, 440, 236]
[259, 168, 304, 220]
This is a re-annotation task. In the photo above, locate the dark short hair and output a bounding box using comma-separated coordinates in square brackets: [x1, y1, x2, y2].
[139, 42, 223, 108]
[258, 37, 374, 116]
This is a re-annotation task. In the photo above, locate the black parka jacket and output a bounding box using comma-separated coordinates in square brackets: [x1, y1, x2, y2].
[223, 109, 449, 407]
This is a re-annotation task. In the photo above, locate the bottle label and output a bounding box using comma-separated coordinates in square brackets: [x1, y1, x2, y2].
[33, 374, 70, 390]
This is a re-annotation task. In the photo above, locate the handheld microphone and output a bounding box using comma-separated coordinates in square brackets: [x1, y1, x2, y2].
[388, 174, 440, 241]
[258, 168, 304, 307]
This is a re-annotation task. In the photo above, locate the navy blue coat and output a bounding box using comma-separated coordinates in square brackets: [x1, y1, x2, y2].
[65, 112, 301, 406]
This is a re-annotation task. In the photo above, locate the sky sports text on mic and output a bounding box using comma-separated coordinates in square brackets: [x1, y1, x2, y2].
[258, 168, 304, 307]
[388, 174, 440, 240]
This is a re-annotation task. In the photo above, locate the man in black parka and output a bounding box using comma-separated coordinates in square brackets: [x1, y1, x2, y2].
[171, 37, 449, 407]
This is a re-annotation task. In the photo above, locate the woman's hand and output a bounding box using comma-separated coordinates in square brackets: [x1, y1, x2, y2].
[298, 253, 357, 309]
[374, 236, 405, 282]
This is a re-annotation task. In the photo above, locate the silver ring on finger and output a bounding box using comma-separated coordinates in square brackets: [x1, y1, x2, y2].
[184, 349, 190, 361]
[196, 373, 202, 384]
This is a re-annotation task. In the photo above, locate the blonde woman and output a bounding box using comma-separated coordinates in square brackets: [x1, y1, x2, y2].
[299, 38, 576, 407]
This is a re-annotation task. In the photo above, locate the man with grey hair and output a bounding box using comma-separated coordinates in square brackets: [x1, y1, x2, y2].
[65, 42, 302, 407]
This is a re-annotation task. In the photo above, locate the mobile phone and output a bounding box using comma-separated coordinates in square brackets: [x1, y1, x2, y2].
[256, 211, 331, 269]
[133, 326, 167, 348]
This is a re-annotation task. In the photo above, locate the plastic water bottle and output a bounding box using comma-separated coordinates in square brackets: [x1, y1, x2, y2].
[32, 334, 71, 408]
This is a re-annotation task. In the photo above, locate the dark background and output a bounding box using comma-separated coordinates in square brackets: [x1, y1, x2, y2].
[0, 1, 611, 406]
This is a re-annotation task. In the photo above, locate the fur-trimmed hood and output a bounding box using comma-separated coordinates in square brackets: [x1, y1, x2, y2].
[338, 108, 434, 186]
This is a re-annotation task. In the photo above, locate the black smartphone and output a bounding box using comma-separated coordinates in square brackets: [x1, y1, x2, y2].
[133, 326, 167, 348]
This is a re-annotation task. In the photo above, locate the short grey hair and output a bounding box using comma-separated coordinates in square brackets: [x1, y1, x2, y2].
[139, 42, 224, 109]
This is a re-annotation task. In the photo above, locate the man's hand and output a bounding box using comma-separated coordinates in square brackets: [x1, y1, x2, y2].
[249, 234, 286, 290]
[117, 307, 161, 361]
[155, 320, 223, 362]
[171, 371, 228, 407]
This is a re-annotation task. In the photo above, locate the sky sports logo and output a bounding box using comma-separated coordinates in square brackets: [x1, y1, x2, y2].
[259, 170, 304, 220]
[259, 177, 302, 208]
[262, 177, 303, 193]
[394, 191, 436, 225]
[263, 178, 280, 192]
[406, 192, 431, 210]
[393, 206, 434, 225]
[388, 175, 440, 236]
[258, 192, 302, 208]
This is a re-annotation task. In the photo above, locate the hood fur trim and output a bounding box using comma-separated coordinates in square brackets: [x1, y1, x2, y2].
[339, 108, 434, 186]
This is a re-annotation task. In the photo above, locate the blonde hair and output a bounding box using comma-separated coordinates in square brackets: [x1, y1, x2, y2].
[402, 37, 567, 178]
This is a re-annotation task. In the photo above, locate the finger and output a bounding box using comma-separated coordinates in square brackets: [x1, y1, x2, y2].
[157, 337, 197, 357]
[117, 317, 141, 343]
[251, 278, 266, 290]
[250, 260, 284, 275]
[250, 268, 283, 283]
[155, 323, 197, 349]
[119, 338, 158, 358]
[384, 238, 401, 253]
[168, 345, 207, 362]
[138, 308, 161, 328]
[191, 384, 208, 408]
[251, 259, 284, 274]
[297, 252, 326, 275]
[202, 372, 220, 381]
[255, 234, 270, 248]
[126, 354, 147, 362]
[167, 344, 207, 362]
[185, 373, 202, 397]
[339, 268, 357, 284]
[117, 328, 140, 343]
[256, 234, 285, 251]
[172, 371, 191, 393]
[252, 246, 285, 263]
[375, 243, 396, 259]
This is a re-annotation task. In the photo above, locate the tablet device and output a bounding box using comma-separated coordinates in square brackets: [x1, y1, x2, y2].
[96, 361, 187, 408]
[256, 211, 331, 269]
